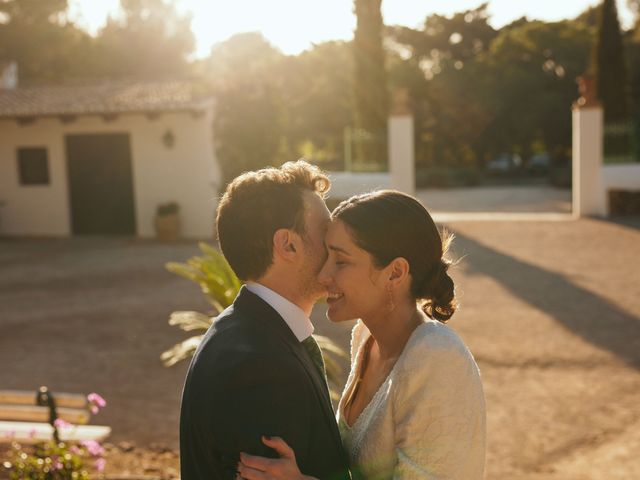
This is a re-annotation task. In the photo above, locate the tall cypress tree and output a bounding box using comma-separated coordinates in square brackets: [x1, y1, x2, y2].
[353, 0, 388, 167]
[594, 0, 630, 123]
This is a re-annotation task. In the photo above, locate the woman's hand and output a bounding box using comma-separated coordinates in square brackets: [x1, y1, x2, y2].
[237, 436, 316, 480]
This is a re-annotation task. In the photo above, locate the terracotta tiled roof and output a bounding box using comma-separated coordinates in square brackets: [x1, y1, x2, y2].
[0, 80, 214, 118]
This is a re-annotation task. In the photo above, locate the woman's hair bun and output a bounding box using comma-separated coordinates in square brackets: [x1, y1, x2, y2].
[416, 259, 457, 322]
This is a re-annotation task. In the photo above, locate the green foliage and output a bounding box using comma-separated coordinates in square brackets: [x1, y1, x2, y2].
[0, 0, 194, 84]
[3, 440, 105, 479]
[353, 0, 388, 167]
[0, 0, 98, 85]
[95, 0, 195, 79]
[203, 33, 287, 188]
[483, 20, 592, 156]
[389, 3, 497, 73]
[594, 0, 630, 123]
[162, 243, 347, 398]
[390, 7, 594, 167]
[388, 4, 498, 167]
[9, 1, 634, 175]
[280, 41, 353, 169]
[415, 167, 480, 188]
[166, 242, 241, 313]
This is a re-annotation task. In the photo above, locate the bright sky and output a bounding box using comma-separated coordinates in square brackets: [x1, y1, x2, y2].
[68, 0, 635, 58]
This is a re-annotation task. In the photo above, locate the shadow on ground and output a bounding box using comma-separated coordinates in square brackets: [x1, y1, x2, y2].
[452, 227, 640, 369]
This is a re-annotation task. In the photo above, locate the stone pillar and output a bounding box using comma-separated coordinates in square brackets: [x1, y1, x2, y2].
[388, 88, 415, 195]
[573, 76, 606, 217]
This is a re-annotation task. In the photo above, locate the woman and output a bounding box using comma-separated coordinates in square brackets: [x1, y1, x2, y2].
[238, 190, 486, 479]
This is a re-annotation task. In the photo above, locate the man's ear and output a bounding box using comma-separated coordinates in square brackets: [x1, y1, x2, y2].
[273, 229, 299, 262]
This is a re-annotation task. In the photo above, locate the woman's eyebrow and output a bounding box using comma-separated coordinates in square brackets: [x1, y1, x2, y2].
[326, 244, 352, 256]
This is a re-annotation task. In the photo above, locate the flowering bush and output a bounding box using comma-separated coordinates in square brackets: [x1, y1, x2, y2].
[2, 392, 107, 479]
[2, 440, 105, 479]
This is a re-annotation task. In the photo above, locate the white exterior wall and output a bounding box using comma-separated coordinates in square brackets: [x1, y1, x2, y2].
[0, 109, 219, 238]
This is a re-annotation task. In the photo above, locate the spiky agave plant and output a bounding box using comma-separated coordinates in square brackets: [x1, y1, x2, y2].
[161, 242, 347, 400]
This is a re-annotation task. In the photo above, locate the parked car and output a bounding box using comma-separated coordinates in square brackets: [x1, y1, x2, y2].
[526, 153, 551, 175]
[485, 153, 521, 174]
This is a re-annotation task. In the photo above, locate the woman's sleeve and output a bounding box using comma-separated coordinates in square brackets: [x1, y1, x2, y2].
[392, 332, 486, 480]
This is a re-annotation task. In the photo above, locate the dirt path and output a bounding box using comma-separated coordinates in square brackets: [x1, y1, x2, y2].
[1, 216, 639, 479]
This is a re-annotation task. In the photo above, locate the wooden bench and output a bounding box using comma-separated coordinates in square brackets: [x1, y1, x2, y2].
[0, 387, 111, 444]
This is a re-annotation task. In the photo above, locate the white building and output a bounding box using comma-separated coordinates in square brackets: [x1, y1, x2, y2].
[0, 79, 220, 238]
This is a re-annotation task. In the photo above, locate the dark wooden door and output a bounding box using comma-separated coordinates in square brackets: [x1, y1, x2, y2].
[66, 133, 136, 235]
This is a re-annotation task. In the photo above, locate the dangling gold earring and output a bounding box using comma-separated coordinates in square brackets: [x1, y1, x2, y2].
[386, 284, 396, 312]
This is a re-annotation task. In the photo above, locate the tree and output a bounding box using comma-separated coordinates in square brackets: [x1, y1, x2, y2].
[353, 0, 388, 167]
[279, 41, 353, 169]
[389, 3, 497, 79]
[593, 0, 630, 123]
[0, 0, 98, 84]
[0, 0, 68, 24]
[203, 33, 287, 188]
[476, 20, 593, 160]
[629, 0, 640, 20]
[387, 4, 498, 167]
[575, 4, 602, 29]
[96, 0, 195, 79]
[389, 10, 593, 169]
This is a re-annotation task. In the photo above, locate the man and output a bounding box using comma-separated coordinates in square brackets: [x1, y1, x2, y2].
[180, 160, 350, 479]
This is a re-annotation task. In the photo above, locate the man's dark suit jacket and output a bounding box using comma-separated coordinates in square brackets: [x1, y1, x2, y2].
[180, 286, 351, 480]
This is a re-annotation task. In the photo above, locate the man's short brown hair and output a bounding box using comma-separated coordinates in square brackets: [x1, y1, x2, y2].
[216, 160, 330, 281]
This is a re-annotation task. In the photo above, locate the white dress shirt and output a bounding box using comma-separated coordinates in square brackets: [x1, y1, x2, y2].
[245, 282, 314, 342]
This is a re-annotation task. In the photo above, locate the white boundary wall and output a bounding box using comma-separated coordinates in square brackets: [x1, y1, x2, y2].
[388, 114, 415, 195]
[602, 163, 640, 191]
[572, 104, 640, 216]
[326, 114, 415, 200]
[572, 106, 606, 216]
[326, 171, 390, 199]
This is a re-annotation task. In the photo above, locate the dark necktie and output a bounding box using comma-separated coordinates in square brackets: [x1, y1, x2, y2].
[301, 335, 328, 384]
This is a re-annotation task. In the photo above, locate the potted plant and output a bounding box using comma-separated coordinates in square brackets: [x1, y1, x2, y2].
[154, 201, 181, 242]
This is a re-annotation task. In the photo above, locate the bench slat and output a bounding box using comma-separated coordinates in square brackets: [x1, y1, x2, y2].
[0, 421, 111, 444]
[0, 390, 87, 409]
[0, 405, 90, 424]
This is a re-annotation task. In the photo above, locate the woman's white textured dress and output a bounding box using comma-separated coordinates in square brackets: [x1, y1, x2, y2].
[337, 318, 486, 480]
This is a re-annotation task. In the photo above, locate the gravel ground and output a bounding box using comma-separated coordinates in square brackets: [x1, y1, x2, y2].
[1, 215, 639, 479]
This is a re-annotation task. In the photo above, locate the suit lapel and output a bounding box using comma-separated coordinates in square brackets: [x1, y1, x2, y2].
[234, 287, 346, 455]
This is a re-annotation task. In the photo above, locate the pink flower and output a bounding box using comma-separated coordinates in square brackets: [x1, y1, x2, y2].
[90, 405, 99, 414]
[81, 440, 104, 457]
[70, 445, 81, 454]
[52, 457, 63, 471]
[53, 418, 72, 429]
[94, 458, 106, 472]
[87, 393, 107, 408]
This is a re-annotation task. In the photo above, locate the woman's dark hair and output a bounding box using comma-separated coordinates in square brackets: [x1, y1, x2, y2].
[332, 190, 456, 322]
